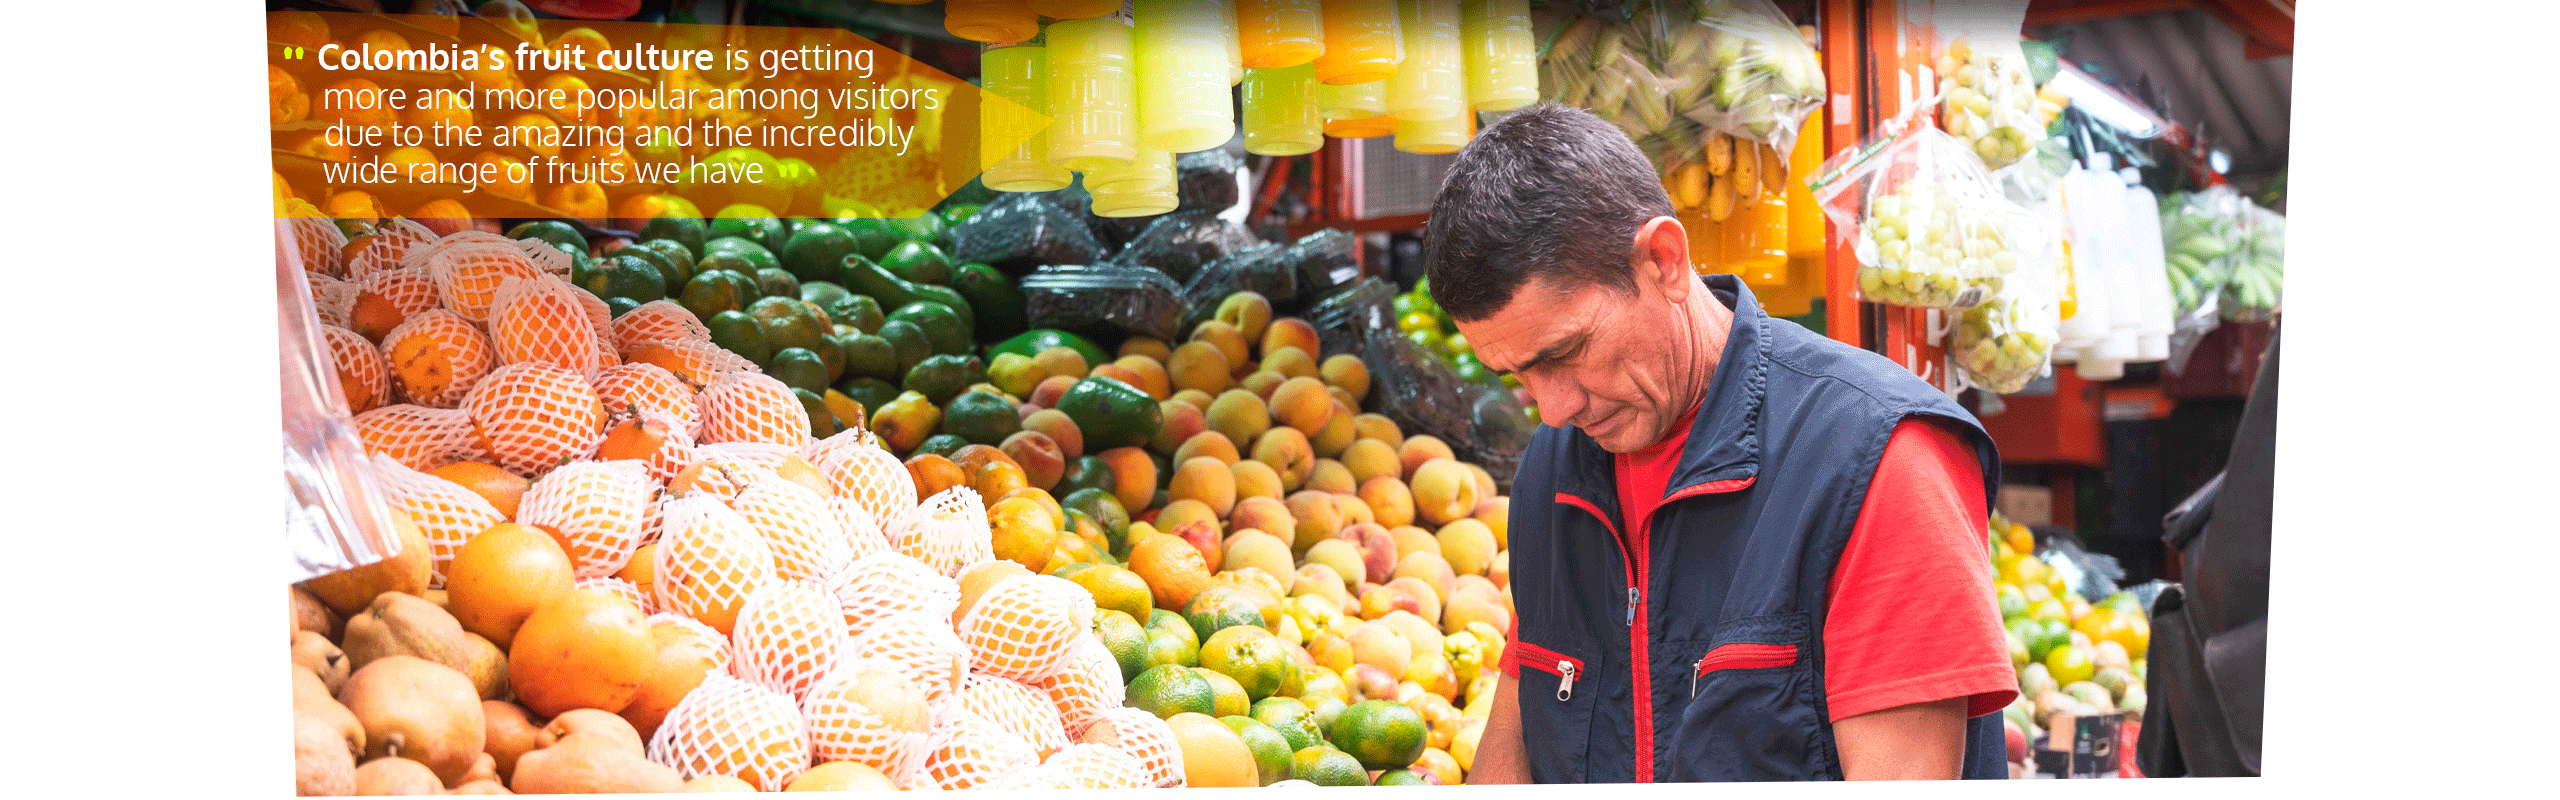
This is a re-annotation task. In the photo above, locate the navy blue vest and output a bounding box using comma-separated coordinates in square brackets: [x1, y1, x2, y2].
[1506, 275, 2006, 782]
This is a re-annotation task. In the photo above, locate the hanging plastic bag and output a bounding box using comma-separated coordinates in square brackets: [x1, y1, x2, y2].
[280, 220, 406, 583]
[2160, 187, 2242, 372]
[1538, 0, 1822, 187]
[1810, 117, 2041, 310]
[1951, 279, 2059, 394]
[1935, 36, 2047, 171]
[2220, 200, 2284, 322]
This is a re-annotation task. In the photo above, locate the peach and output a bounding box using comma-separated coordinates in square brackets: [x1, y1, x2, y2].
[1242, 370, 1287, 401]
[1472, 496, 1510, 550]
[1389, 525, 1441, 562]
[1030, 374, 1080, 409]
[1172, 388, 1217, 410]
[1205, 390, 1271, 449]
[1188, 320, 1251, 377]
[1118, 336, 1173, 362]
[1214, 291, 1274, 343]
[999, 430, 1067, 491]
[1020, 408, 1084, 459]
[1292, 563, 1351, 607]
[1223, 531, 1295, 586]
[1310, 399, 1357, 457]
[1409, 458, 1481, 526]
[1169, 456, 1238, 517]
[1269, 377, 1334, 434]
[1096, 447, 1157, 515]
[1175, 429, 1242, 467]
[1031, 348, 1090, 383]
[1252, 427, 1316, 492]
[1341, 439, 1400, 487]
[1359, 476, 1416, 529]
[1167, 340, 1234, 396]
[1321, 354, 1371, 402]
[1283, 490, 1346, 552]
[1399, 436, 1457, 481]
[1150, 400, 1208, 455]
[1337, 522, 1398, 585]
[1301, 541, 1364, 594]
[1334, 492, 1375, 527]
[1435, 518, 1497, 577]
[1305, 459, 1357, 495]
[1230, 459, 1285, 503]
[1260, 318, 1321, 364]
[1113, 355, 1173, 401]
[1263, 347, 1320, 381]
[1391, 556, 1454, 614]
[1354, 414, 1404, 450]
[1228, 496, 1297, 543]
[1155, 499, 1223, 541]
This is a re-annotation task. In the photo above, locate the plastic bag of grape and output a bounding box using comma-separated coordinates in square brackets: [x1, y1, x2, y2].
[1809, 115, 2038, 310]
[1936, 36, 2047, 171]
[1537, 0, 1823, 192]
[1949, 257, 2060, 395]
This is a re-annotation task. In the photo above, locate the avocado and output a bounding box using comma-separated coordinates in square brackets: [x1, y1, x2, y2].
[880, 239, 955, 286]
[887, 301, 972, 357]
[951, 262, 1029, 343]
[990, 329, 1110, 370]
[782, 221, 858, 285]
[1055, 376, 1161, 451]
[913, 434, 971, 461]
[903, 353, 986, 406]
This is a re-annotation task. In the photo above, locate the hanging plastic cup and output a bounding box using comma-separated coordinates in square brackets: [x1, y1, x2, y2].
[1243, 63, 1323, 155]
[1313, 0, 1402, 85]
[1236, 0, 1325, 69]
[1384, 0, 1463, 121]
[1135, 0, 1238, 153]
[1460, 0, 1539, 112]
[981, 40, 1074, 192]
[1045, 15, 1139, 172]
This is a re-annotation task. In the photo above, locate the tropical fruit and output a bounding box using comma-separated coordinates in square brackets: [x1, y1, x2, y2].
[1077, 707, 1186, 787]
[831, 551, 962, 638]
[623, 613, 729, 740]
[1126, 664, 1218, 719]
[515, 459, 654, 579]
[487, 275, 604, 376]
[645, 673, 811, 791]
[960, 671, 1071, 756]
[1199, 625, 1292, 702]
[730, 580, 848, 702]
[442, 522, 576, 651]
[650, 496, 780, 636]
[323, 323, 393, 414]
[1163, 712, 1257, 787]
[958, 574, 1098, 682]
[802, 657, 932, 778]
[382, 309, 496, 408]
[355, 405, 482, 473]
[846, 611, 971, 709]
[462, 362, 607, 477]
[594, 362, 703, 439]
[731, 477, 855, 583]
[784, 761, 896, 791]
[1289, 745, 1368, 786]
[1331, 699, 1429, 770]
[1032, 635, 1128, 740]
[1041, 742, 1150, 789]
[369, 455, 509, 586]
[507, 587, 654, 717]
[698, 371, 813, 447]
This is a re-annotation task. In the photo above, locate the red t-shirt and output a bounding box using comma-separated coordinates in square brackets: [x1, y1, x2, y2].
[1502, 410, 2017, 723]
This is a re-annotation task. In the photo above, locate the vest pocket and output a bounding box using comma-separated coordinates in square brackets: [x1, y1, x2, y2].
[1507, 638, 1597, 783]
[1665, 613, 1833, 781]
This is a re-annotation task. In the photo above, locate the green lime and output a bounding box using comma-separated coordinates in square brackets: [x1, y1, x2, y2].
[835, 218, 903, 260]
[1391, 293, 1424, 318]
[748, 296, 828, 355]
[1127, 664, 1217, 719]
[875, 319, 933, 375]
[840, 333, 901, 380]
[1374, 769, 1433, 786]
[1328, 699, 1427, 771]
[940, 390, 1023, 446]
[941, 203, 983, 224]
[1289, 746, 1368, 787]
[1199, 625, 1290, 703]
[1220, 715, 1297, 786]
[781, 220, 857, 285]
[1997, 583, 2028, 619]
[1307, 695, 1348, 734]
[886, 301, 971, 356]
[638, 217, 707, 258]
[1183, 587, 1271, 649]
[1404, 328, 1447, 356]
[767, 347, 831, 394]
[883, 213, 947, 247]
[582, 253, 667, 303]
[634, 239, 697, 288]
[753, 267, 800, 301]
[1396, 311, 1439, 334]
[703, 236, 781, 274]
[604, 296, 641, 318]
[705, 310, 771, 365]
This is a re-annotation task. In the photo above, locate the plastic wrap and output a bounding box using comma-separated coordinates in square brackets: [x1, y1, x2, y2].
[1174, 148, 1244, 215]
[1950, 279, 2059, 394]
[1302, 276, 1399, 360]
[1177, 242, 1296, 331]
[1538, 0, 1823, 184]
[1280, 228, 1363, 302]
[2221, 200, 2284, 322]
[1111, 210, 1262, 283]
[2160, 187, 2241, 371]
[1810, 119, 2046, 310]
[1360, 324, 1533, 488]
[2035, 535, 2125, 603]
[947, 190, 1111, 276]
[1022, 261, 1189, 342]
[282, 222, 406, 584]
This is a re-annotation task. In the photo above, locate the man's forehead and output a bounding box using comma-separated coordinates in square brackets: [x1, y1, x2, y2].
[1468, 278, 1602, 370]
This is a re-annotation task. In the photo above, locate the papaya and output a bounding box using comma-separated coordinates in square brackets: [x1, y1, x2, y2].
[341, 592, 473, 675]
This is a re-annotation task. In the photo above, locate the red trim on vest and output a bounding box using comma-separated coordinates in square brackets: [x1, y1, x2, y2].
[1694, 642, 1799, 676]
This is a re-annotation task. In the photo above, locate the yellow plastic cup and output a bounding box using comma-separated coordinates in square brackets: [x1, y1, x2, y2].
[980, 41, 1074, 192]
[1045, 16, 1140, 171]
[1136, 0, 1237, 153]
[1460, 0, 1539, 112]
[1237, 0, 1325, 69]
[1313, 0, 1402, 85]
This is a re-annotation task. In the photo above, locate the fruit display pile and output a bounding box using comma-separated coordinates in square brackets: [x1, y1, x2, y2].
[1985, 514, 2151, 773]
[289, 200, 1516, 792]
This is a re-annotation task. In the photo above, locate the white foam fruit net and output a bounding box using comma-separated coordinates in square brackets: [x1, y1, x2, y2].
[486, 275, 604, 378]
[1043, 742, 1149, 790]
[516, 459, 655, 578]
[957, 575, 1097, 684]
[960, 671, 1070, 756]
[732, 477, 855, 584]
[845, 611, 970, 710]
[368, 453, 506, 587]
[1078, 706, 1186, 788]
[348, 218, 439, 280]
[426, 241, 547, 322]
[647, 611, 733, 673]
[815, 440, 916, 529]
[514, 237, 577, 277]
[668, 448, 773, 505]
[322, 324, 392, 414]
[379, 308, 494, 408]
[801, 426, 876, 467]
[801, 657, 934, 783]
[729, 579, 847, 703]
[355, 267, 441, 329]
[595, 363, 702, 438]
[575, 576, 650, 614]
[601, 409, 699, 487]
[920, 709, 1038, 791]
[352, 404, 481, 472]
[830, 552, 961, 641]
[645, 672, 811, 792]
[571, 284, 612, 334]
[627, 337, 761, 391]
[308, 273, 359, 329]
[1032, 633, 1127, 740]
[461, 362, 605, 478]
[613, 301, 714, 353]
[991, 762, 1067, 791]
[291, 216, 351, 278]
[405, 230, 517, 273]
[588, 329, 623, 374]
[653, 495, 781, 636]
[828, 498, 891, 562]
[697, 371, 813, 449]
[893, 486, 996, 577]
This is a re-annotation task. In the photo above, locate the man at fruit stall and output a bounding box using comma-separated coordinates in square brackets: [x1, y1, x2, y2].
[1425, 105, 2016, 782]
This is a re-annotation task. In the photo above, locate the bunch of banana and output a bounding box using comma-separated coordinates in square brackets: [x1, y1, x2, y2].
[1540, 0, 1823, 210]
[2219, 208, 2284, 322]
[2159, 192, 2238, 317]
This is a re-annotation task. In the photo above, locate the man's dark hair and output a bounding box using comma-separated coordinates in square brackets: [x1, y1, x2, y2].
[1421, 103, 1676, 322]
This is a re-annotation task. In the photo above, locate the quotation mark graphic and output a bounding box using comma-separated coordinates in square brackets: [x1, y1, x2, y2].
[283, 46, 307, 59]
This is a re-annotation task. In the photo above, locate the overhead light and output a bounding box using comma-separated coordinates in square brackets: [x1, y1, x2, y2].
[2210, 149, 2231, 173]
[2048, 67, 2164, 139]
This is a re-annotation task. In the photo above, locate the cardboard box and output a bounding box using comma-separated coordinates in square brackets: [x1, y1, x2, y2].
[1999, 485, 2054, 528]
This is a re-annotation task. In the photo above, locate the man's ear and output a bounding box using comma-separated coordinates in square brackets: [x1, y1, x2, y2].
[1631, 215, 1693, 303]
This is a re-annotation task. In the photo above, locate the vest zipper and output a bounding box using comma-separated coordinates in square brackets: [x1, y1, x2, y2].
[1556, 660, 1578, 700]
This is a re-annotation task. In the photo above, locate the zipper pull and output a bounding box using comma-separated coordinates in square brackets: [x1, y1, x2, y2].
[1556, 661, 1578, 701]
[1626, 586, 1640, 626]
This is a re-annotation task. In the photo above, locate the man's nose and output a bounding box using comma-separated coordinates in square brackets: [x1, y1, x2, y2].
[1523, 373, 1584, 428]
